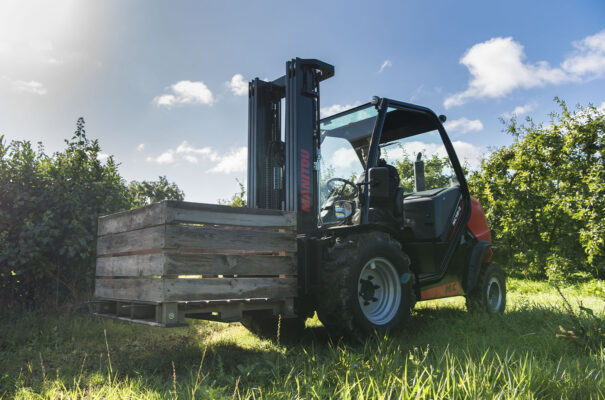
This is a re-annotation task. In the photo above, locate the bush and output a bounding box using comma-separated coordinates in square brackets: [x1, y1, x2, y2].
[469, 99, 605, 280]
[0, 118, 183, 308]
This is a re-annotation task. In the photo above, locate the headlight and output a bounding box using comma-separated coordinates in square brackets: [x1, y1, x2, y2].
[334, 201, 353, 220]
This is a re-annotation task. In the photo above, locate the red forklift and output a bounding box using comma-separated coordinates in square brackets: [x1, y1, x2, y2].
[93, 58, 505, 339]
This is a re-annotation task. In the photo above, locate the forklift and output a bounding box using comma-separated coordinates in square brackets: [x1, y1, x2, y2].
[242, 58, 505, 337]
[93, 57, 505, 339]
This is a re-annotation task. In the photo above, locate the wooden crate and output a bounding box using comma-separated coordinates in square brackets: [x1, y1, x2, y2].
[94, 201, 298, 326]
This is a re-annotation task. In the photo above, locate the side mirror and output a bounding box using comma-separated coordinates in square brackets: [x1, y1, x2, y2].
[368, 167, 389, 198]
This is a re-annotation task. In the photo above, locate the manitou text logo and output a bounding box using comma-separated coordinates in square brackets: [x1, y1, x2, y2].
[300, 148, 311, 213]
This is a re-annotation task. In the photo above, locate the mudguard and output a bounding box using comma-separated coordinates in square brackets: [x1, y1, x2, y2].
[464, 240, 492, 292]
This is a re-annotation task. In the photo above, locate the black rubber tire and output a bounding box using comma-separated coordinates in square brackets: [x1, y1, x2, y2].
[241, 314, 306, 340]
[466, 263, 506, 313]
[316, 231, 413, 340]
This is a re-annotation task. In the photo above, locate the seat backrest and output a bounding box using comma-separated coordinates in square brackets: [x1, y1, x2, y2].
[394, 187, 404, 217]
[403, 186, 461, 240]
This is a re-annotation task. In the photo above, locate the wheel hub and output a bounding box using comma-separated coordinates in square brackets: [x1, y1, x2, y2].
[359, 276, 379, 305]
[357, 257, 402, 325]
[486, 277, 502, 311]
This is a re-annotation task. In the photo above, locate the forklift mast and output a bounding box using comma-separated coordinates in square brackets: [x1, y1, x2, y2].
[247, 58, 334, 234]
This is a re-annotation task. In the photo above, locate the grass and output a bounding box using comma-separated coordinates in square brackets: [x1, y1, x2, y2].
[0, 278, 603, 399]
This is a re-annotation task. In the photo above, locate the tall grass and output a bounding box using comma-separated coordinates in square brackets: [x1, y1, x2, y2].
[1, 279, 603, 399]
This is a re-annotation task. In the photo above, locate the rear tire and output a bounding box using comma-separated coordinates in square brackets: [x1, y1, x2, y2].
[316, 231, 413, 340]
[466, 263, 506, 313]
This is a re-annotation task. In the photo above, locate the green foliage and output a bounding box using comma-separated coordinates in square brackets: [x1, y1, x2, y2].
[218, 179, 246, 207]
[0, 118, 184, 308]
[392, 147, 466, 192]
[128, 175, 184, 206]
[469, 99, 605, 280]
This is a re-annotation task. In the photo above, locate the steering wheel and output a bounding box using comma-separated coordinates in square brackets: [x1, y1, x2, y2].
[326, 177, 359, 200]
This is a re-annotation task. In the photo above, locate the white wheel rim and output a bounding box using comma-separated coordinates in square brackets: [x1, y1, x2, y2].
[358, 257, 401, 325]
[486, 277, 502, 312]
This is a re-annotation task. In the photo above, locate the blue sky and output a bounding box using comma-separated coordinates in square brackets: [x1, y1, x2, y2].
[1, 0, 604, 203]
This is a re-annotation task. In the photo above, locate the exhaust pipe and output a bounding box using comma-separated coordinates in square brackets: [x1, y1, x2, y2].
[414, 152, 425, 192]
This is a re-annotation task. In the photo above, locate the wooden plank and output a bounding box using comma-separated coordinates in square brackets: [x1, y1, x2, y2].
[96, 225, 165, 256]
[95, 278, 163, 302]
[163, 252, 297, 276]
[164, 201, 296, 229]
[96, 253, 166, 277]
[163, 278, 297, 301]
[98, 202, 166, 236]
[164, 225, 296, 253]
[95, 277, 297, 303]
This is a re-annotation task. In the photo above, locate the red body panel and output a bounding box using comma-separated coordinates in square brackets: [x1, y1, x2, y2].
[468, 197, 492, 262]
[468, 197, 491, 242]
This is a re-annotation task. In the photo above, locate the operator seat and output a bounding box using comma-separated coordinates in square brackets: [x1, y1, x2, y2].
[372, 158, 403, 219]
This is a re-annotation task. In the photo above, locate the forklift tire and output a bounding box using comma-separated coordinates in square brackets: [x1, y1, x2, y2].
[466, 263, 506, 314]
[316, 231, 413, 340]
[241, 315, 306, 340]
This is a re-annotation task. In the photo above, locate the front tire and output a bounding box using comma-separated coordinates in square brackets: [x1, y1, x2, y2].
[466, 263, 506, 313]
[316, 232, 413, 339]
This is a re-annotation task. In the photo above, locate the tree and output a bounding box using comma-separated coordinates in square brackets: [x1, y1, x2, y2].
[390, 145, 467, 192]
[468, 99, 604, 280]
[128, 175, 184, 206]
[218, 179, 246, 207]
[0, 118, 185, 308]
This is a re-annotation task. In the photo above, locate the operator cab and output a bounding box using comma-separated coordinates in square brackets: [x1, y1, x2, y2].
[319, 101, 466, 248]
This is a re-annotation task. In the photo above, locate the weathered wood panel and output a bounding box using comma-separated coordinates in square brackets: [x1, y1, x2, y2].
[98, 201, 296, 237]
[96, 253, 165, 277]
[163, 252, 296, 276]
[164, 225, 296, 252]
[165, 201, 296, 229]
[95, 278, 164, 302]
[96, 252, 296, 277]
[163, 278, 297, 301]
[98, 202, 166, 236]
[95, 277, 297, 302]
[96, 225, 165, 256]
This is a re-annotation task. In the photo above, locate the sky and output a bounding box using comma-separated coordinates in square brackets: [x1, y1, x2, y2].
[1, 0, 604, 203]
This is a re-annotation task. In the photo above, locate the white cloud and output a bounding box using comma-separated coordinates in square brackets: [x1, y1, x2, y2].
[146, 151, 175, 164]
[228, 74, 248, 96]
[451, 140, 486, 170]
[379, 59, 392, 73]
[445, 30, 605, 108]
[501, 102, 537, 119]
[330, 147, 358, 169]
[153, 80, 214, 107]
[153, 94, 176, 106]
[320, 102, 361, 118]
[146, 141, 246, 174]
[97, 152, 109, 163]
[12, 80, 47, 95]
[599, 101, 605, 112]
[207, 147, 247, 173]
[444, 118, 484, 134]
[444, 37, 568, 108]
[561, 30, 605, 77]
[383, 140, 485, 170]
[136, 143, 145, 151]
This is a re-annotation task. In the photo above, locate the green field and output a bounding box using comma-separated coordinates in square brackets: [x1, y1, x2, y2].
[1, 279, 603, 399]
